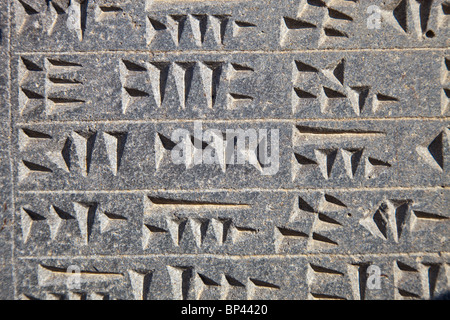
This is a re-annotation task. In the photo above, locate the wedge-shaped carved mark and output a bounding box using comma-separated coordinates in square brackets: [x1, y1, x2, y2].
[202, 62, 224, 108]
[234, 21, 256, 28]
[328, 8, 353, 21]
[412, 210, 448, 221]
[443, 89, 450, 114]
[98, 211, 127, 234]
[146, 17, 167, 45]
[310, 293, 347, 300]
[66, 0, 89, 41]
[284, 17, 316, 29]
[376, 93, 398, 101]
[103, 132, 127, 175]
[47, 97, 85, 115]
[373, 205, 389, 240]
[365, 157, 392, 178]
[294, 88, 316, 99]
[154, 133, 177, 170]
[17, 0, 39, 15]
[298, 196, 316, 213]
[220, 274, 246, 299]
[232, 20, 256, 37]
[393, 201, 411, 240]
[124, 87, 149, 98]
[393, 0, 408, 33]
[61, 137, 72, 171]
[314, 149, 338, 179]
[142, 224, 168, 249]
[99, 6, 122, 13]
[348, 263, 371, 300]
[146, 196, 250, 211]
[224, 275, 245, 287]
[248, 278, 280, 289]
[21, 57, 43, 72]
[397, 261, 418, 272]
[398, 289, 421, 299]
[38, 265, 123, 287]
[128, 270, 153, 300]
[73, 202, 97, 245]
[47, 205, 75, 240]
[21, 208, 46, 243]
[122, 60, 147, 72]
[149, 62, 170, 107]
[443, 2, 450, 15]
[422, 264, 441, 299]
[191, 14, 208, 45]
[166, 217, 188, 246]
[323, 87, 346, 98]
[341, 149, 364, 179]
[47, 59, 83, 68]
[289, 196, 316, 222]
[323, 27, 348, 38]
[274, 226, 308, 252]
[247, 277, 280, 298]
[347, 86, 370, 115]
[21, 88, 44, 100]
[230, 225, 258, 244]
[48, 97, 85, 104]
[168, 15, 187, 45]
[211, 218, 232, 245]
[231, 63, 254, 72]
[22, 128, 52, 139]
[19, 160, 53, 181]
[294, 153, 318, 166]
[16, 0, 39, 33]
[416, 131, 445, 171]
[295, 61, 319, 73]
[307, 0, 327, 7]
[194, 273, 221, 299]
[189, 218, 210, 247]
[277, 227, 308, 237]
[228, 93, 254, 109]
[318, 213, 342, 227]
[72, 131, 96, 176]
[319, 194, 347, 212]
[323, 59, 345, 86]
[310, 264, 344, 276]
[167, 266, 193, 300]
[410, 210, 448, 232]
[48, 77, 82, 85]
[311, 232, 338, 246]
[19, 128, 52, 150]
[296, 126, 385, 137]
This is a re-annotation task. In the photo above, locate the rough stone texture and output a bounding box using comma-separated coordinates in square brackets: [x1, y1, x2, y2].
[0, 0, 449, 300]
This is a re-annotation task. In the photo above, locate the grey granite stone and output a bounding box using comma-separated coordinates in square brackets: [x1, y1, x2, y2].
[1, 0, 449, 300]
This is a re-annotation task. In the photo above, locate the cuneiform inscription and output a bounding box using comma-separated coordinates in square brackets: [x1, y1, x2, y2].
[17, 254, 450, 300]
[292, 58, 399, 116]
[146, 13, 256, 48]
[292, 124, 392, 182]
[282, 0, 358, 46]
[119, 58, 254, 114]
[143, 196, 256, 249]
[19, 127, 128, 179]
[19, 56, 86, 116]
[16, 190, 449, 255]
[381, 0, 449, 39]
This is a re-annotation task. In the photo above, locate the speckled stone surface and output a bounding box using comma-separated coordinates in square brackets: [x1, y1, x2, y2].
[0, 0, 449, 300]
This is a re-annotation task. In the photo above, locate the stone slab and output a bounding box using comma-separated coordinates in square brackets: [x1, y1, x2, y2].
[1, 0, 449, 300]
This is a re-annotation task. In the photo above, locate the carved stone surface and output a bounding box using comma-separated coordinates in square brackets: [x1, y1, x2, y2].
[0, 0, 449, 300]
